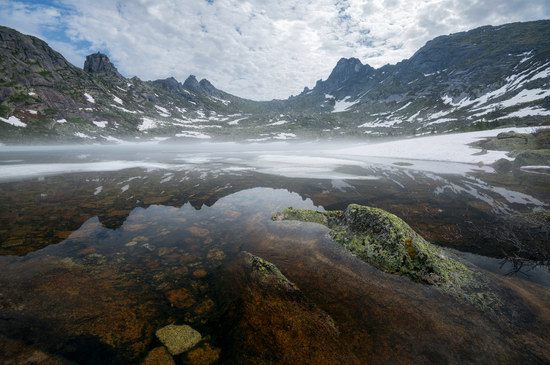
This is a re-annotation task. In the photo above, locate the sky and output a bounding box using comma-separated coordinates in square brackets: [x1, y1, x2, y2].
[1, 1, 549, 100]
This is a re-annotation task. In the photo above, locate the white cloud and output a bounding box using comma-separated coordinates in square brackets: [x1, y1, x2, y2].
[1, 0, 550, 100]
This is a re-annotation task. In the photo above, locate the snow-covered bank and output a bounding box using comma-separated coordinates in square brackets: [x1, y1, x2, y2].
[335, 127, 544, 165]
[0, 161, 170, 181]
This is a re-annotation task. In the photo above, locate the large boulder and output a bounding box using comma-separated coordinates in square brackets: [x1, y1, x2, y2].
[274, 204, 498, 309]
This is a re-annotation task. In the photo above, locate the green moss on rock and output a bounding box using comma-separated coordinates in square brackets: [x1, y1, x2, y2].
[274, 204, 499, 309]
[272, 207, 342, 226]
[244, 252, 295, 288]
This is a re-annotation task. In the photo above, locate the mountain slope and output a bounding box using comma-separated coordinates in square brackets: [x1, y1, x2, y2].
[0, 20, 549, 143]
[287, 20, 550, 136]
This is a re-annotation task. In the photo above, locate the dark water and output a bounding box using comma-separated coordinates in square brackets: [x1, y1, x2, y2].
[0, 143, 549, 364]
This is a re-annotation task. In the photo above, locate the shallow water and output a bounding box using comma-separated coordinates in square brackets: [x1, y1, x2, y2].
[0, 143, 549, 364]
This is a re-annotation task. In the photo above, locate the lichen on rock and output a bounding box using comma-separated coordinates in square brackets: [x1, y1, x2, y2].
[273, 204, 499, 309]
[155, 324, 202, 355]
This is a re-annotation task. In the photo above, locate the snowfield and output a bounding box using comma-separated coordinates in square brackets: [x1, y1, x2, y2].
[336, 127, 544, 165]
[0, 116, 27, 127]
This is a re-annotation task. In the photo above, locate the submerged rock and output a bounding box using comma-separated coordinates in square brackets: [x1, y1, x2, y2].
[141, 346, 175, 365]
[165, 288, 195, 309]
[274, 204, 498, 308]
[186, 343, 221, 365]
[216, 251, 359, 364]
[155, 324, 202, 355]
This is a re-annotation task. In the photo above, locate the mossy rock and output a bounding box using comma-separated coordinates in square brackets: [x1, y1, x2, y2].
[513, 150, 550, 167]
[273, 204, 498, 310]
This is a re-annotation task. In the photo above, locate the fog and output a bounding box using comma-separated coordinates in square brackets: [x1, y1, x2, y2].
[0, 133, 510, 182]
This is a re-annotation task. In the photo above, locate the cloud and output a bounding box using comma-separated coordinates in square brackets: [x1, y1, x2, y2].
[2, 0, 550, 100]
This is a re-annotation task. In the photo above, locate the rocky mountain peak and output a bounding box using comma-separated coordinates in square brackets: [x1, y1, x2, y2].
[312, 57, 367, 94]
[335, 57, 363, 71]
[83, 52, 121, 77]
[199, 79, 218, 94]
[183, 75, 200, 90]
[152, 77, 181, 92]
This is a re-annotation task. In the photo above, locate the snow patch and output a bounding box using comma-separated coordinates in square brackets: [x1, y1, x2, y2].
[111, 104, 138, 114]
[332, 96, 360, 113]
[228, 116, 248, 125]
[155, 105, 170, 117]
[497, 106, 550, 119]
[273, 133, 296, 140]
[267, 120, 290, 126]
[139, 117, 161, 131]
[113, 96, 123, 105]
[93, 121, 108, 128]
[74, 132, 94, 139]
[1, 116, 26, 127]
[84, 93, 95, 103]
[175, 131, 211, 139]
[211, 96, 231, 105]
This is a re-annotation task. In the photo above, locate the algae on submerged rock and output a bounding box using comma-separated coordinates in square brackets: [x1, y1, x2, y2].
[155, 324, 202, 355]
[273, 204, 499, 309]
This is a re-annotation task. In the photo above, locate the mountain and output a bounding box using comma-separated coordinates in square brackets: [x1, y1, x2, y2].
[0, 20, 549, 143]
[285, 20, 550, 136]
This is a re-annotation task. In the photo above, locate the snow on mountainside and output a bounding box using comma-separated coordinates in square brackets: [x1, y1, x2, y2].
[0, 20, 549, 143]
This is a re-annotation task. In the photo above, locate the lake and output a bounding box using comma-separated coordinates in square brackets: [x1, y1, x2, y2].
[1, 142, 549, 364]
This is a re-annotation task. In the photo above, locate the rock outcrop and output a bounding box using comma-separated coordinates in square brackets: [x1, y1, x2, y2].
[83, 52, 121, 77]
[273, 204, 499, 309]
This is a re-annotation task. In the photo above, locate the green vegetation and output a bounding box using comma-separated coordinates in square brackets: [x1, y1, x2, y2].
[8, 94, 36, 104]
[0, 104, 11, 117]
[274, 204, 500, 310]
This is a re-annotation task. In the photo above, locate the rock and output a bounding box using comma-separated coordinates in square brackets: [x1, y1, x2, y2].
[141, 346, 175, 365]
[187, 226, 210, 238]
[192, 268, 208, 279]
[215, 252, 360, 364]
[186, 343, 221, 365]
[183, 75, 201, 91]
[224, 210, 241, 219]
[165, 288, 195, 309]
[155, 324, 202, 355]
[206, 248, 225, 262]
[194, 298, 214, 315]
[274, 204, 498, 309]
[492, 158, 513, 173]
[513, 150, 550, 168]
[83, 52, 121, 77]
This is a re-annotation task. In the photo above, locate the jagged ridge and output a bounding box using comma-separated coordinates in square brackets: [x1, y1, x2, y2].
[0, 20, 549, 143]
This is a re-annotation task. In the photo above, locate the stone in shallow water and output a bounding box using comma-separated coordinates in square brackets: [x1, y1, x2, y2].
[206, 248, 225, 262]
[155, 324, 202, 355]
[187, 226, 210, 238]
[186, 343, 221, 365]
[165, 288, 195, 309]
[141, 346, 175, 365]
[192, 268, 208, 279]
